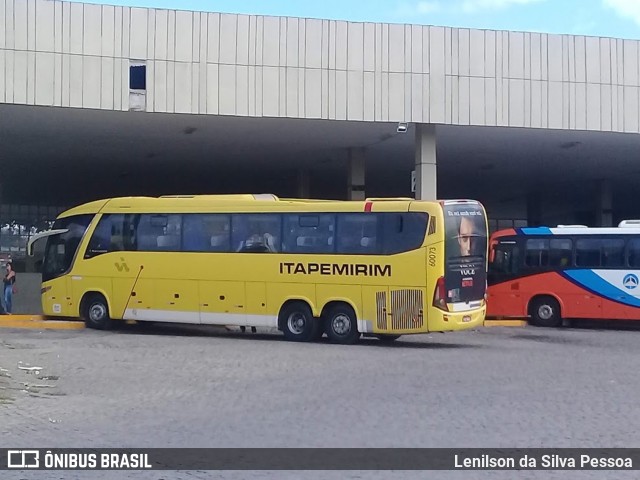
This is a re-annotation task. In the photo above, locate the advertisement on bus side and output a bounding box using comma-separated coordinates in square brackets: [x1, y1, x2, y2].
[443, 202, 488, 305]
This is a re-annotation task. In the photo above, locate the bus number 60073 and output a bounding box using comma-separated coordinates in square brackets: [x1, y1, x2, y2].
[428, 247, 437, 267]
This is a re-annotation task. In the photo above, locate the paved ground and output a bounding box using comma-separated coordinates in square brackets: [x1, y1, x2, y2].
[2, 323, 640, 479]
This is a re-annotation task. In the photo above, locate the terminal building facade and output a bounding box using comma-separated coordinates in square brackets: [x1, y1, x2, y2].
[2, 0, 640, 268]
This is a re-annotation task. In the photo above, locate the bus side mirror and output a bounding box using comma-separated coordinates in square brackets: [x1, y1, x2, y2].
[488, 241, 497, 263]
[26, 229, 70, 257]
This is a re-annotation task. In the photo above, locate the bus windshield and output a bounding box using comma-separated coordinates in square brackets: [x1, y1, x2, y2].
[43, 215, 94, 282]
[443, 202, 487, 304]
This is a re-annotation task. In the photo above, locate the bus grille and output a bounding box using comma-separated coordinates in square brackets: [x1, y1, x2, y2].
[391, 290, 424, 330]
[376, 291, 387, 330]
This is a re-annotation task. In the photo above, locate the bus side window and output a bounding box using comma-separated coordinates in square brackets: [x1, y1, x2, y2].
[602, 239, 624, 267]
[382, 213, 429, 254]
[182, 214, 230, 252]
[282, 214, 335, 253]
[136, 214, 181, 251]
[85, 215, 112, 258]
[628, 239, 640, 267]
[576, 239, 602, 267]
[549, 238, 572, 267]
[490, 243, 520, 274]
[336, 214, 379, 254]
[524, 239, 549, 268]
[232, 214, 281, 253]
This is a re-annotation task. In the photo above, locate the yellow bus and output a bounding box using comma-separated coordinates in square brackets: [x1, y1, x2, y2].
[29, 194, 488, 344]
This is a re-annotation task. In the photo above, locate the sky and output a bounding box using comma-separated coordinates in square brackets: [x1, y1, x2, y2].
[76, 0, 640, 40]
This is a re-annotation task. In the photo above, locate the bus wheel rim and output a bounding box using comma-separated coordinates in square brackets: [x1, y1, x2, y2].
[538, 305, 553, 320]
[287, 312, 306, 334]
[332, 314, 351, 335]
[89, 304, 106, 322]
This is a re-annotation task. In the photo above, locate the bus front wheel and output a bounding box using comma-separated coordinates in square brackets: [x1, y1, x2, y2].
[529, 296, 562, 328]
[280, 302, 321, 342]
[82, 294, 114, 330]
[324, 304, 361, 345]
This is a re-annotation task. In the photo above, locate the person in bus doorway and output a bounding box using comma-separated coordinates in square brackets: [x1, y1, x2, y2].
[457, 216, 476, 257]
[3, 262, 16, 314]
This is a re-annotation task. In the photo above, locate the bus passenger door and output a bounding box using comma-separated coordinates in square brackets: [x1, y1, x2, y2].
[199, 281, 246, 326]
[488, 241, 524, 316]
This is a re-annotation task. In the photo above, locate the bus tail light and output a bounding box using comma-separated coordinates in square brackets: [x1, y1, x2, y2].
[433, 276, 448, 311]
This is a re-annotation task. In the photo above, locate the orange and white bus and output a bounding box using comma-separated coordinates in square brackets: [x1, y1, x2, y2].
[30, 194, 488, 344]
[488, 222, 640, 326]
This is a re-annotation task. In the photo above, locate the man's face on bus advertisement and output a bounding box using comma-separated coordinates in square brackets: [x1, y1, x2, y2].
[457, 216, 475, 256]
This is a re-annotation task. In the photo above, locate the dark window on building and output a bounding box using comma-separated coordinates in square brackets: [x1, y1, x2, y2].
[282, 214, 335, 254]
[549, 238, 573, 267]
[232, 214, 281, 253]
[130, 65, 146, 90]
[183, 214, 231, 252]
[524, 239, 549, 267]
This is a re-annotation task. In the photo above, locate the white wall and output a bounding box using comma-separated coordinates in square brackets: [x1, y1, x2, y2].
[1, 0, 640, 133]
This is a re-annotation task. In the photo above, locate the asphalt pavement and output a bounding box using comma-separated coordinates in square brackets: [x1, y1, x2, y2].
[2, 323, 640, 479]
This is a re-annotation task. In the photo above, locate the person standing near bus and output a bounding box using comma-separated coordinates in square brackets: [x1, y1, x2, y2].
[3, 262, 16, 314]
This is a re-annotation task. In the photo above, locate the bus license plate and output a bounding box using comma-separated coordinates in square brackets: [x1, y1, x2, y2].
[462, 315, 471, 323]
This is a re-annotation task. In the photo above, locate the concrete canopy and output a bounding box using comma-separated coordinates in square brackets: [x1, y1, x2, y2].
[3, 103, 640, 227]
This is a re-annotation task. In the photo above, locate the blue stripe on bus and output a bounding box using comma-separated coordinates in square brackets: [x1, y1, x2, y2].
[519, 227, 553, 235]
[562, 270, 640, 308]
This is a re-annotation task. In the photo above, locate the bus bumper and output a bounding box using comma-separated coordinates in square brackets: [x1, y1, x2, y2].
[429, 306, 486, 331]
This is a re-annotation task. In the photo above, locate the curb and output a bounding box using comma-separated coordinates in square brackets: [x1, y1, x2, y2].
[0, 315, 85, 330]
[484, 319, 528, 327]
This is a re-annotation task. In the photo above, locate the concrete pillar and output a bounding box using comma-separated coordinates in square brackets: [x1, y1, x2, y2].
[414, 124, 437, 200]
[347, 148, 366, 201]
[595, 179, 613, 227]
[297, 169, 311, 198]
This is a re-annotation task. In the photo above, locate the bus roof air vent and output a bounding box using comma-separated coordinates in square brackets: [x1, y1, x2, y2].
[364, 197, 413, 201]
[252, 194, 279, 201]
[618, 220, 640, 227]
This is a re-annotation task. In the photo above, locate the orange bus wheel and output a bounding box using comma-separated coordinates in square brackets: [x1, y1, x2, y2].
[529, 296, 562, 328]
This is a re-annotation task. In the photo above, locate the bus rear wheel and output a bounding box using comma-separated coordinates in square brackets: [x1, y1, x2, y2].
[530, 296, 562, 328]
[82, 294, 114, 330]
[324, 304, 361, 345]
[280, 302, 320, 342]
